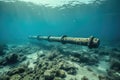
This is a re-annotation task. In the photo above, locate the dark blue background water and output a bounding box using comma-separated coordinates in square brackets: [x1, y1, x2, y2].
[0, 0, 120, 44]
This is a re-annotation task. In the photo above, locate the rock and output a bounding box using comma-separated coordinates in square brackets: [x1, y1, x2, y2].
[54, 77, 63, 80]
[107, 70, 120, 80]
[108, 57, 120, 80]
[81, 76, 89, 80]
[0, 59, 4, 65]
[59, 62, 77, 75]
[67, 69, 77, 75]
[38, 76, 45, 80]
[112, 48, 120, 52]
[98, 75, 107, 80]
[0, 75, 10, 80]
[69, 51, 99, 65]
[39, 54, 45, 57]
[98, 51, 110, 55]
[5, 53, 19, 64]
[22, 74, 34, 80]
[86, 67, 93, 72]
[33, 74, 40, 80]
[0, 44, 7, 55]
[110, 52, 120, 60]
[56, 70, 66, 78]
[18, 54, 26, 62]
[79, 54, 93, 65]
[44, 70, 55, 80]
[7, 67, 25, 76]
[69, 78, 77, 80]
[71, 52, 81, 58]
[70, 56, 80, 62]
[10, 74, 21, 80]
[110, 58, 120, 71]
[47, 50, 59, 60]
[0, 53, 26, 66]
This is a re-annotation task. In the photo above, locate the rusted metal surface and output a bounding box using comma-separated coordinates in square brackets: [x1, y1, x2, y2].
[28, 35, 100, 48]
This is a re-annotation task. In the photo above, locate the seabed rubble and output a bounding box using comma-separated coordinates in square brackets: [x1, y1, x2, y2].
[0, 43, 120, 80]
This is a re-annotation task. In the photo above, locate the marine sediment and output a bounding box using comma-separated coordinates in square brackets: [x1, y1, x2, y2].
[0, 43, 120, 80]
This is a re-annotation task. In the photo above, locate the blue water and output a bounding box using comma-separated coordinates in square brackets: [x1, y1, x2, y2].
[0, 0, 120, 44]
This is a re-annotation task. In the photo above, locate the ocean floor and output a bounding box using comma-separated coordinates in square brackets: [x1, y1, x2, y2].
[0, 42, 120, 80]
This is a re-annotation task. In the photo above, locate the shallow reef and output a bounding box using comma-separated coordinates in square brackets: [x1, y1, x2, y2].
[0, 43, 120, 80]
